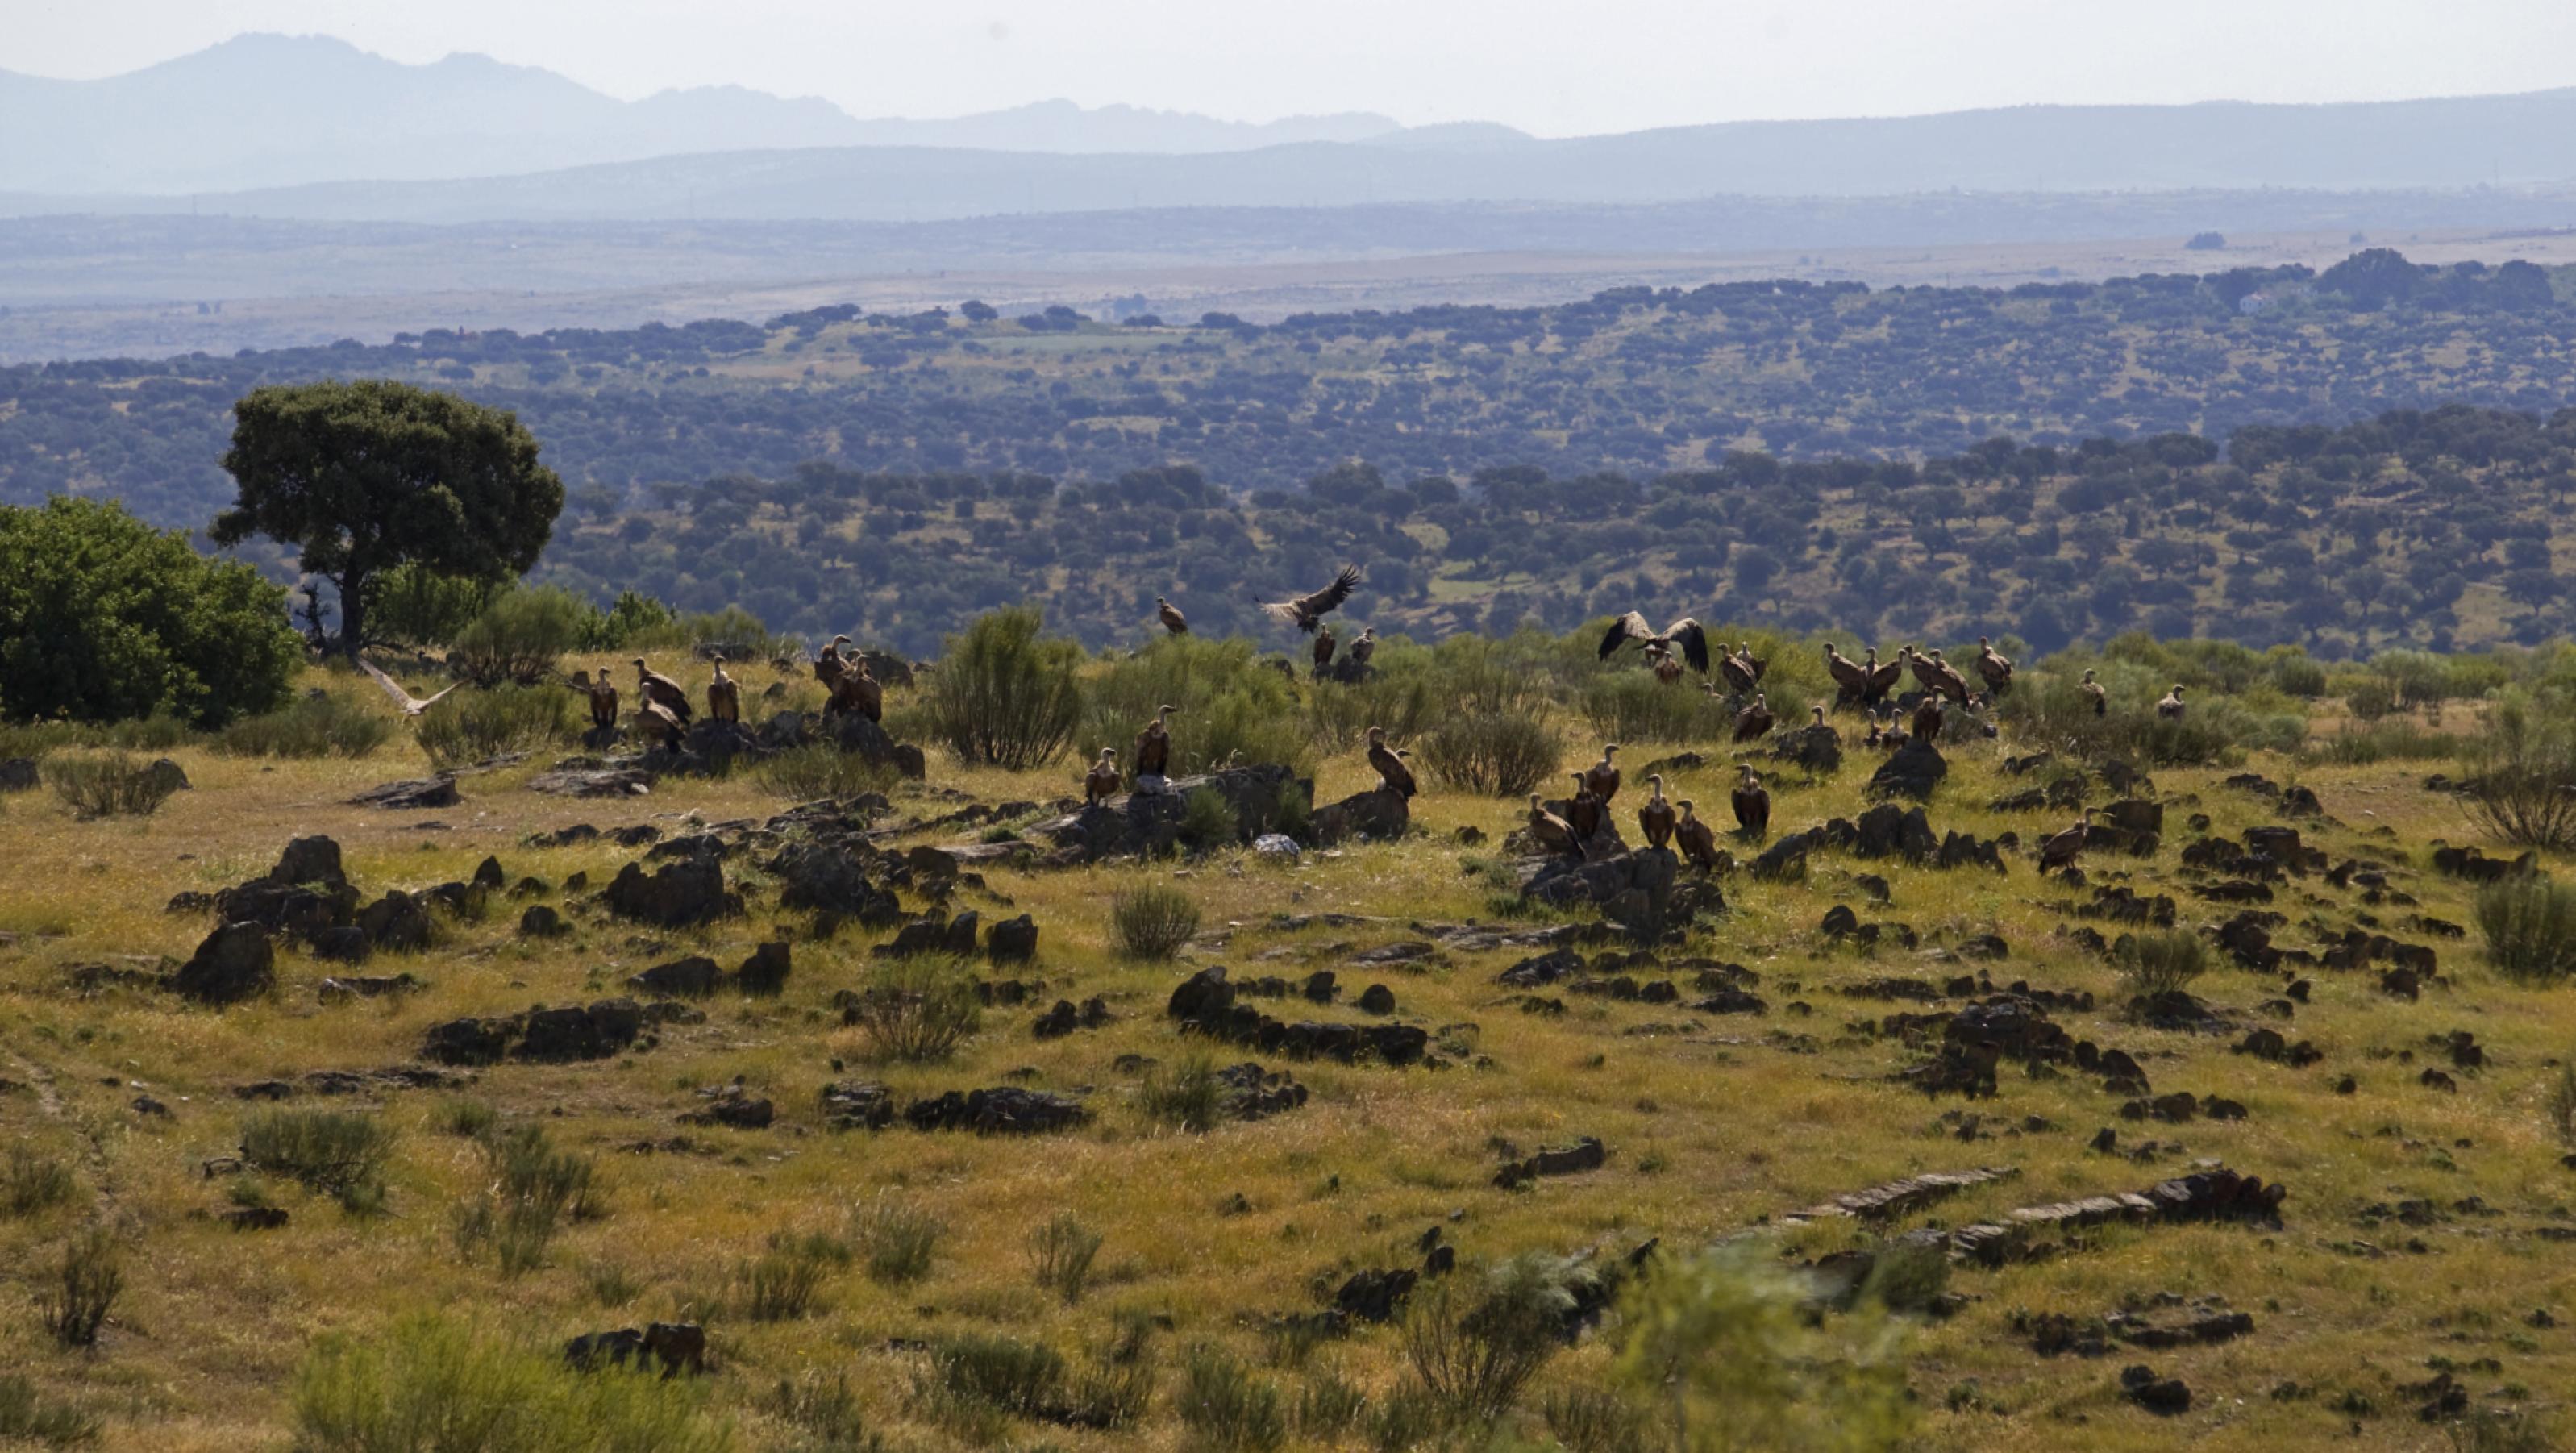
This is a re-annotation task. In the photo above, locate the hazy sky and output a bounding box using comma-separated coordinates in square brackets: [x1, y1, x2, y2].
[13, 0, 2576, 135]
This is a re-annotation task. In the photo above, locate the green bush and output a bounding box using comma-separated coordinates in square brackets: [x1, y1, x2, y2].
[587, 590, 680, 650]
[739, 1234, 836, 1322]
[2459, 691, 2576, 851]
[1110, 885, 1201, 959]
[415, 685, 575, 768]
[369, 564, 501, 648]
[1542, 1386, 1649, 1453]
[1293, 1368, 1367, 1442]
[2303, 716, 2453, 766]
[1140, 1053, 1226, 1133]
[2111, 931, 2209, 997]
[1577, 672, 1725, 744]
[754, 743, 896, 801]
[852, 1196, 943, 1286]
[1178, 785, 1241, 852]
[448, 586, 597, 686]
[922, 606, 1084, 770]
[3, 1147, 77, 1218]
[1179, 1344, 1287, 1453]
[1027, 1212, 1104, 1307]
[922, 1334, 1070, 1423]
[292, 1310, 731, 1453]
[1417, 710, 1563, 797]
[0, 1373, 99, 1448]
[2475, 879, 2576, 985]
[240, 1108, 398, 1198]
[1401, 1255, 1578, 1428]
[846, 957, 984, 1063]
[1303, 665, 1438, 755]
[217, 693, 393, 759]
[40, 1228, 121, 1350]
[46, 752, 184, 819]
[1999, 664, 2299, 765]
[454, 1126, 603, 1277]
[764, 1370, 882, 1453]
[1366, 1382, 1443, 1453]
[1085, 635, 1314, 776]
[0, 495, 300, 728]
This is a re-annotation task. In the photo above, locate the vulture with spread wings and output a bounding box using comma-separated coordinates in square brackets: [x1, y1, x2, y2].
[357, 657, 462, 717]
[1597, 612, 1711, 674]
[1259, 565, 1363, 633]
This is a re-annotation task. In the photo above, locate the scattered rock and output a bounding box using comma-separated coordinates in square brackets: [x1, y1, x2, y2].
[1493, 1136, 1606, 1189]
[602, 854, 742, 928]
[348, 777, 460, 810]
[170, 922, 274, 1005]
[902, 1086, 1090, 1135]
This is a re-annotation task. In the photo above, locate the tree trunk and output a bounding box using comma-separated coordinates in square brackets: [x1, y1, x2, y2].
[333, 571, 367, 658]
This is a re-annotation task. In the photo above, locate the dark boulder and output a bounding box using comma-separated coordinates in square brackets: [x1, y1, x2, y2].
[602, 856, 742, 928]
[903, 1087, 1090, 1134]
[518, 904, 568, 938]
[735, 942, 791, 996]
[986, 914, 1040, 963]
[1854, 804, 1939, 861]
[358, 890, 435, 951]
[527, 768, 655, 797]
[309, 926, 372, 964]
[515, 999, 644, 1062]
[348, 776, 460, 810]
[0, 757, 36, 792]
[421, 1016, 514, 1066]
[1869, 740, 1948, 801]
[765, 843, 900, 925]
[1357, 984, 1397, 1015]
[1311, 786, 1411, 846]
[629, 955, 721, 997]
[171, 922, 274, 1005]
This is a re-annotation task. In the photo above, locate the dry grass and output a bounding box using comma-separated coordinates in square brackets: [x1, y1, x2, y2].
[0, 653, 2571, 1450]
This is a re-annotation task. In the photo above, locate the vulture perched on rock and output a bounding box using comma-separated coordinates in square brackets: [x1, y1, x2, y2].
[1862, 647, 1904, 705]
[574, 668, 619, 731]
[1599, 613, 1711, 675]
[2040, 810, 2092, 874]
[2081, 668, 2108, 717]
[1674, 800, 1722, 873]
[1825, 643, 1869, 700]
[1260, 565, 1362, 633]
[356, 657, 462, 718]
[1915, 649, 1972, 704]
[1911, 694, 1945, 746]
[1564, 773, 1606, 843]
[639, 697, 686, 751]
[706, 654, 740, 723]
[1366, 726, 1417, 799]
[1730, 765, 1771, 840]
[1084, 749, 1122, 806]
[814, 635, 851, 688]
[1347, 628, 1377, 670]
[1156, 597, 1189, 635]
[827, 659, 882, 722]
[1717, 644, 1761, 696]
[1733, 693, 1775, 744]
[1636, 774, 1677, 850]
[634, 659, 692, 726]
[1526, 794, 1579, 857]
[1876, 707, 1910, 752]
[1312, 626, 1338, 677]
[2157, 685, 2187, 721]
[1975, 636, 2015, 695]
[1583, 744, 1622, 804]
[1134, 706, 1176, 780]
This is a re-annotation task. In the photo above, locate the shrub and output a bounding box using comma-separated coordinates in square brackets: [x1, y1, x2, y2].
[1178, 785, 1241, 852]
[1401, 1255, 1578, 1428]
[1293, 1368, 1367, 1442]
[368, 562, 501, 647]
[1577, 672, 1725, 744]
[240, 1108, 398, 1199]
[4, 1147, 77, 1218]
[0, 1373, 99, 1447]
[739, 1234, 836, 1322]
[2111, 931, 2208, 997]
[1417, 710, 1562, 797]
[0, 494, 299, 728]
[1304, 670, 1438, 755]
[2303, 717, 2453, 767]
[216, 693, 393, 759]
[455, 1126, 602, 1277]
[447, 586, 596, 686]
[40, 1228, 122, 1349]
[415, 685, 575, 768]
[2460, 692, 2576, 851]
[922, 1334, 1070, 1423]
[46, 752, 183, 819]
[1084, 635, 1314, 776]
[754, 743, 894, 801]
[846, 956, 984, 1063]
[765, 1369, 883, 1453]
[851, 1196, 943, 1286]
[1857, 1238, 1953, 1316]
[291, 1311, 731, 1453]
[2475, 879, 2576, 985]
[1140, 1053, 1227, 1133]
[1110, 885, 1200, 959]
[434, 1098, 499, 1139]
[1028, 1212, 1104, 1307]
[921, 606, 1084, 770]
[1367, 1384, 1443, 1453]
[1543, 1386, 1649, 1453]
[1179, 1344, 1287, 1453]
[2545, 1062, 2576, 1151]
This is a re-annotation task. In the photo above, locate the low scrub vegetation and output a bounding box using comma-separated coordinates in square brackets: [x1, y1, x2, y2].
[1417, 709, 1561, 797]
[46, 752, 182, 819]
[2112, 930, 2210, 997]
[920, 606, 1084, 770]
[40, 1228, 122, 1349]
[845, 957, 984, 1063]
[239, 1107, 398, 1205]
[1110, 885, 1201, 959]
[1027, 1212, 1104, 1307]
[3, 1146, 77, 1218]
[415, 685, 574, 768]
[851, 1196, 943, 1286]
[2475, 878, 2576, 985]
[753, 742, 893, 801]
[0, 1374, 98, 1448]
[2459, 691, 2576, 851]
[215, 692, 393, 758]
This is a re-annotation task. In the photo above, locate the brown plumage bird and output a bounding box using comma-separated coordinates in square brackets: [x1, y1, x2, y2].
[1134, 705, 1176, 779]
[1975, 636, 2015, 695]
[1564, 772, 1606, 843]
[1920, 648, 1972, 704]
[638, 697, 686, 751]
[2157, 685, 2187, 721]
[1645, 643, 1686, 685]
[1084, 748, 1122, 806]
[1825, 643, 1869, 700]
[1366, 726, 1417, 799]
[356, 656, 462, 718]
[574, 667, 619, 731]
[1347, 627, 1376, 669]
[1733, 693, 1775, 743]
[826, 658, 882, 723]
[2040, 809, 2092, 873]
[1259, 564, 1362, 633]
[1730, 764, 1771, 840]
[1599, 612, 1710, 674]
[2081, 668, 2108, 717]
[634, 658, 692, 725]
[706, 653, 741, 723]
[1862, 647, 1903, 704]
[1877, 706, 1909, 751]
[1674, 800, 1722, 872]
[1862, 710, 1884, 750]
[1718, 644, 1758, 696]
[1911, 693, 1945, 746]
[814, 635, 851, 688]
[1526, 794, 1579, 857]
[1583, 744, 1622, 803]
[1312, 625, 1338, 677]
[1636, 773, 1677, 851]
[1156, 596, 1189, 635]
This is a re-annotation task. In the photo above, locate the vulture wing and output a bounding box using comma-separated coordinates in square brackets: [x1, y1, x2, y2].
[1663, 618, 1710, 675]
[357, 656, 460, 716]
[1263, 564, 1362, 631]
[1598, 610, 1652, 660]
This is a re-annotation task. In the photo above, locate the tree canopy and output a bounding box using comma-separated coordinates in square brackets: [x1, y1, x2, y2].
[213, 380, 564, 656]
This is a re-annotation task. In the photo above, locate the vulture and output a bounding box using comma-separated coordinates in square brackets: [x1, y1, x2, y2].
[706, 654, 741, 723]
[814, 635, 851, 687]
[1635, 774, 1677, 851]
[634, 659, 692, 725]
[1156, 597, 1190, 635]
[2081, 668, 2109, 718]
[638, 697, 686, 751]
[1366, 726, 1417, 799]
[1674, 800, 1722, 873]
[1730, 765, 1771, 840]
[1526, 794, 1580, 858]
[572, 668, 619, 731]
[1824, 643, 1870, 701]
[1563, 773, 1606, 843]
[1975, 636, 2015, 695]
[1646, 644, 1687, 685]
[1862, 711, 1883, 751]
[1913, 648, 1972, 704]
[2039, 810, 2092, 874]
[1599, 612, 1711, 674]
[1877, 707, 1910, 751]
[1348, 628, 1377, 670]
[1717, 645, 1759, 696]
[1583, 744, 1622, 803]
[1861, 647, 1904, 705]
[827, 659, 882, 723]
[1134, 706, 1176, 780]
[1911, 694, 1945, 746]
[356, 657, 463, 718]
[1084, 749, 1122, 806]
[1313, 626, 1338, 677]
[1733, 693, 1775, 744]
[2157, 685, 2187, 721]
[1804, 703, 1840, 751]
[1260, 565, 1363, 633]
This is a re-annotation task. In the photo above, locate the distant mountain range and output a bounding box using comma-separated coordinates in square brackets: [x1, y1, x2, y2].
[7, 34, 2576, 220]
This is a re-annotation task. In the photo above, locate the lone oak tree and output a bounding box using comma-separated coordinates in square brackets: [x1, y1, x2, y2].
[213, 381, 565, 656]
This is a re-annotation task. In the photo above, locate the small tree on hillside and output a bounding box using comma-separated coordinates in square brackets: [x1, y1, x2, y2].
[214, 381, 564, 656]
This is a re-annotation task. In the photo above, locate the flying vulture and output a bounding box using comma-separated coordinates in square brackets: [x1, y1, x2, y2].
[1260, 565, 1362, 633]
[356, 657, 463, 718]
[1599, 612, 1711, 674]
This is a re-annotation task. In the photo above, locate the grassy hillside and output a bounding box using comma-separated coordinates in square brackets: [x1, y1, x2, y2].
[2, 629, 2574, 1450]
